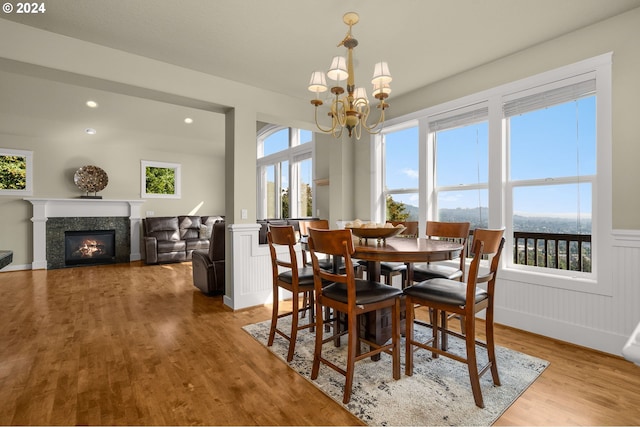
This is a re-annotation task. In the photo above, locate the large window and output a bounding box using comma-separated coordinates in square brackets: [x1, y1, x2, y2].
[257, 126, 314, 219]
[506, 81, 595, 275]
[377, 53, 611, 292]
[382, 125, 419, 221]
[430, 105, 489, 230]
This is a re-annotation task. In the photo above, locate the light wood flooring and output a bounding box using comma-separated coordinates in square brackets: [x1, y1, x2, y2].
[0, 261, 639, 425]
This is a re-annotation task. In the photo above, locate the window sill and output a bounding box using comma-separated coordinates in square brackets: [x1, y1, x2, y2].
[499, 266, 610, 296]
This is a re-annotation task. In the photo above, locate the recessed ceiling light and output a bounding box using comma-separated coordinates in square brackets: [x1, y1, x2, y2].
[184, 118, 193, 124]
[85, 128, 97, 135]
[86, 100, 98, 108]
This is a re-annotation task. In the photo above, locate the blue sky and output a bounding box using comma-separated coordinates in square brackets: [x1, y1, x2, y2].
[385, 97, 596, 218]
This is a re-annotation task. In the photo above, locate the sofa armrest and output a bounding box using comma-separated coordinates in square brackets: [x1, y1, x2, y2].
[144, 236, 158, 264]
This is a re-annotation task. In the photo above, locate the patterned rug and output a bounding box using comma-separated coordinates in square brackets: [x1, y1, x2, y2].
[243, 317, 549, 426]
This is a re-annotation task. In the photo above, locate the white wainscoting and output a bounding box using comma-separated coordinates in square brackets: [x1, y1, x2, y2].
[495, 229, 640, 356]
[228, 226, 640, 357]
[225, 223, 295, 311]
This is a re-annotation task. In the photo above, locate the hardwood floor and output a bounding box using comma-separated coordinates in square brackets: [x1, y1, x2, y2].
[0, 261, 638, 425]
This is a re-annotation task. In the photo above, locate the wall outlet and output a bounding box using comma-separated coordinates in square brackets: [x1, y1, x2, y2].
[241, 208, 248, 219]
[146, 211, 154, 217]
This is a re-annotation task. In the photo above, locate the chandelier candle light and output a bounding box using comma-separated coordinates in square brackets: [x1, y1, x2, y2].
[308, 12, 391, 140]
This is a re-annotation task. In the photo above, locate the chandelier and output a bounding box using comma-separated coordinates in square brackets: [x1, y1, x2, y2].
[308, 12, 391, 140]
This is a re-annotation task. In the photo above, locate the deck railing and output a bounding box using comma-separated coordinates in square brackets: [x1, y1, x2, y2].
[512, 231, 592, 272]
[463, 230, 592, 272]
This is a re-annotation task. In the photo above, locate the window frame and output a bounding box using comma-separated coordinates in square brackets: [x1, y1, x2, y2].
[428, 103, 490, 229]
[0, 148, 33, 196]
[375, 53, 612, 295]
[378, 121, 420, 223]
[257, 125, 315, 219]
[141, 160, 182, 199]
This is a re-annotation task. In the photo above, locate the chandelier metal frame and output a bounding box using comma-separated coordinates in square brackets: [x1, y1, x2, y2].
[308, 12, 391, 140]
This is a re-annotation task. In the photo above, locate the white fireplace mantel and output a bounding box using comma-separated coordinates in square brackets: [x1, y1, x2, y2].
[24, 198, 145, 269]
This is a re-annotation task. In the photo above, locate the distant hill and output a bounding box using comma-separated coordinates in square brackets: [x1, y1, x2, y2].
[395, 205, 591, 234]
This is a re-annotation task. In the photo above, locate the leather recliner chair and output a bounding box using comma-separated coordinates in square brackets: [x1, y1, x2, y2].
[192, 221, 225, 295]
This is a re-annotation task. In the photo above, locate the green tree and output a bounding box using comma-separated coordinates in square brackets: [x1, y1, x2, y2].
[0, 155, 27, 190]
[281, 188, 290, 218]
[145, 166, 175, 194]
[386, 195, 409, 221]
[300, 183, 312, 217]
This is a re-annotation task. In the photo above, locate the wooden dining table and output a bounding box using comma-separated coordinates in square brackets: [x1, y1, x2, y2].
[352, 236, 464, 349]
[353, 236, 464, 284]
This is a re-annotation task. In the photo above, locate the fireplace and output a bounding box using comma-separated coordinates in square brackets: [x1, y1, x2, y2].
[65, 230, 116, 266]
[24, 198, 145, 270]
[44, 216, 131, 269]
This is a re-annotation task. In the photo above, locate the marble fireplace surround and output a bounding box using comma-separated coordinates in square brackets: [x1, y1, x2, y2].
[24, 198, 145, 270]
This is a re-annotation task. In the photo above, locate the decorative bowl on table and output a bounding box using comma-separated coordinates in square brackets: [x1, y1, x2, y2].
[346, 224, 406, 244]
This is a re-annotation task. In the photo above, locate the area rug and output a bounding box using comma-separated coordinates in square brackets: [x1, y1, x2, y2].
[243, 317, 549, 426]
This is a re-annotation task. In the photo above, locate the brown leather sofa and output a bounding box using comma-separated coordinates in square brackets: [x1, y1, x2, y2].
[192, 221, 225, 295]
[143, 215, 223, 264]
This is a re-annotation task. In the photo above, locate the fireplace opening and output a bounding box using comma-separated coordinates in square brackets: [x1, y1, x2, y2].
[65, 230, 116, 266]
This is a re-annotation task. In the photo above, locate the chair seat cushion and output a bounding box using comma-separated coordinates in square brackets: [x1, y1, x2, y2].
[278, 266, 315, 286]
[413, 263, 463, 280]
[323, 279, 402, 305]
[404, 278, 488, 306]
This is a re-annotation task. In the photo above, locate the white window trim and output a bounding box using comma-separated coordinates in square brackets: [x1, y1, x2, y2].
[0, 148, 33, 196]
[376, 52, 612, 296]
[141, 160, 182, 199]
[257, 126, 315, 219]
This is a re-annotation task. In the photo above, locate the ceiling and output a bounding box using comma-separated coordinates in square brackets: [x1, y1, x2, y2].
[2, 0, 640, 153]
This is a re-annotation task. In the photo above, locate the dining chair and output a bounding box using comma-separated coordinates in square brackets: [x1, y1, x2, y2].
[403, 228, 505, 408]
[411, 221, 471, 283]
[299, 219, 345, 272]
[267, 225, 316, 362]
[356, 221, 419, 288]
[307, 228, 403, 404]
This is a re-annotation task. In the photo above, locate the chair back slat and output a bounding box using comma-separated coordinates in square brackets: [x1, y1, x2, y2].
[267, 225, 299, 275]
[426, 221, 470, 240]
[466, 228, 505, 300]
[425, 221, 471, 274]
[307, 228, 356, 302]
[299, 219, 330, 236]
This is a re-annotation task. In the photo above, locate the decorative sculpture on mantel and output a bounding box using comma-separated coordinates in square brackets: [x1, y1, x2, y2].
[73, 165, 108, 199]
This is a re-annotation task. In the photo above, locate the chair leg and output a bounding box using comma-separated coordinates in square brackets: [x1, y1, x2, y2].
[405, 297, 415, 376]
[267, 285, 279, 347]
[301, 291, 309, 318]
[440, 310, 449, 351]
[311, 299, 324, 381]
[309, 292, 316, 333]
[432, 308, 439, 359]
[486, 305, 501, 386]
[342, 311, 359, 404]
[392, 298, 401, 380]
[464, 314, 484, 408]
[287, 292, 300, 362]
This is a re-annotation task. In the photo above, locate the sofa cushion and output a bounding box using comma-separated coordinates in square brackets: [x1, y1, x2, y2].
[186, 238, 209, 252]
[146, 217, 179, 233]
[199, 224, 212, 239]
[157, 240, 186, 253]
[179, 216, 202, 240]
